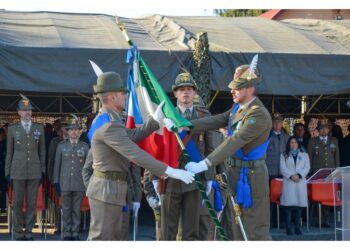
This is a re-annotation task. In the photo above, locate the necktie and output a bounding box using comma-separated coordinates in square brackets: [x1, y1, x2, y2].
[24, 123, 30, 134]
[184, 108, 191, 119]
[276, 133, 280, 140]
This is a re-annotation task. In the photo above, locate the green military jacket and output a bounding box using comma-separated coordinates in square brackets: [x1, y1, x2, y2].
[47, 136, 67, 181]
[190, 97, 272, 166]
[307, 136, 340, 174]
[53, 140, 89, 192]
[86, 108, 168, 206]
[5, 122, 46, 180]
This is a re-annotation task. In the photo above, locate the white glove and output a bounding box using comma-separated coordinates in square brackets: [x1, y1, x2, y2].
[184, 159, 209, 174]
[151, 180, 161, 201]
[165, 167, 195, 184]
[152, 100, 165, 123]
[205, 180, 213, 196]
[146, 196, 160, 210]
[132, 202, 140, 216]
[163, 118, 175, 132]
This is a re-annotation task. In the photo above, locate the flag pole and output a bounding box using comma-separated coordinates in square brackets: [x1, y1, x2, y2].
[115, 16, 227, 241]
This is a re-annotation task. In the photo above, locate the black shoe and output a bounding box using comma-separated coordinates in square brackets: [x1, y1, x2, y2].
[295, 228, 302, 235]
[63, 236, 72, 241]
[15, 236, 27, 241]
[71, 236, 80, 241]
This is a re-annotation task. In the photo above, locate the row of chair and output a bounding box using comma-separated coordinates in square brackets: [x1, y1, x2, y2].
[270, 178, 342, 231]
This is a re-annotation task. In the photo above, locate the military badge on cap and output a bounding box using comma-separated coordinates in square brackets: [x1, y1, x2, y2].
[272, 113, 284, 121]
[172, 72, 198, 91]
[65, 114, 81, 129]
[317, 119, 329, 130]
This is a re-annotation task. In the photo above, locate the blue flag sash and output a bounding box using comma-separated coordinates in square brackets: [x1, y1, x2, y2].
[179, 131, 224, 213]
[179, 131, 202, 162]
[87, 113, 120, 144]
[227, 104, 271, 208]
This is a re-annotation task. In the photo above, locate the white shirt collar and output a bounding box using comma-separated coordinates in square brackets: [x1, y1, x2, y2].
[240, 97, 257, 110]
[21, 120, 32, 127]
[70, 139, 79, 145]
[178, 104, 194, 115]
[319, 136, 328, 140]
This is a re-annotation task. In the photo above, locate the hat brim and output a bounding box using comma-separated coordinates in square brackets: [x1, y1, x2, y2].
[65, 125, 82, 129]
[17, 107, 34, 111]
[172, 82, 197, 91]
[317, 125, 329, 130]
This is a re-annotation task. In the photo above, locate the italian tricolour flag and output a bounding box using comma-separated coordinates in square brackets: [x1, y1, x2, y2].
[125, 46, 192, 168]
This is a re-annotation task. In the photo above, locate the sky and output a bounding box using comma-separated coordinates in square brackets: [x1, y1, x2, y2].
[1, 0, 349, 17]
[0, 0, 215, 17]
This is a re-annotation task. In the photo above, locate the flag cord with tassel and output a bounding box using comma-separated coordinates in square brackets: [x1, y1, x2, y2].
[115, 16, 228, 241]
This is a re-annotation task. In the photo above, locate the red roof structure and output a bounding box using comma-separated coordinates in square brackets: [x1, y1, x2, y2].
[259, 9, 283, 20]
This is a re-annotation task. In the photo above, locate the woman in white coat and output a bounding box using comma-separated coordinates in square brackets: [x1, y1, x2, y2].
[280, 136, 310, 235]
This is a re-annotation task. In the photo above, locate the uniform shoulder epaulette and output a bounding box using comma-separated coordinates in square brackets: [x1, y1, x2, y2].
[9, 122, 19, 128]
[195, 106, 211, 115]
[58, 140, 68, 145]
[251, 105, 260, 110]
[107, 111, 119, 122]
[80, 141, 89, 147]
[32, 122, 44, 127]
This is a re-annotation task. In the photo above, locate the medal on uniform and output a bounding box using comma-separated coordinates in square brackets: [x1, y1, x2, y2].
[34, 129, 41, 140]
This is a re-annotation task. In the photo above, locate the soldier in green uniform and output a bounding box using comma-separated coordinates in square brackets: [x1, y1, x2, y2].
[307, 119, 340, 227]
[176, 60, 273, 240]
[86, 71, 194, 240]
[5, 95, 46, 240]
[159, 73, 217, 241]
[47, 116, 69, 234]
[47, 116, 69, 182]
[53, 115, 89, 240]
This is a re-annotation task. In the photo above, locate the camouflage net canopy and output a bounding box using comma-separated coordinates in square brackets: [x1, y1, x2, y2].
[193, 32, 211, 107]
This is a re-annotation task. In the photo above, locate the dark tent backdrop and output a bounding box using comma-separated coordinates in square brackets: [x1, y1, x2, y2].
[0, 11, 350, 116]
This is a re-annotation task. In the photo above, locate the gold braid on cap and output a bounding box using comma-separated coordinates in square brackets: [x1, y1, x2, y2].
[70, 114, 79, 124]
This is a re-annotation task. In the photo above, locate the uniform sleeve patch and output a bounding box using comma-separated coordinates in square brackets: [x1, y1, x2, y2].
[248, 117, 256, 125]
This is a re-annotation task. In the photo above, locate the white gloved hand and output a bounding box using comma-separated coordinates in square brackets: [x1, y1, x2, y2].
[163, 118, 175, 132]
[152, 100, 165, 123]
[146, 196, 160, 210]
[165, 167, 195, 184]
[151, 180, 161, 201]
[132, 202, 140, 216]
[205, 180, 213, 196]
[184, 160, 209, 174]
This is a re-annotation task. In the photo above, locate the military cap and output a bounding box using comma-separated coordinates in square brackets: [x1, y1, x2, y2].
[272, 113, 284, 121]
[228, 64, 261, 90]
[317, 119, 330, 130]
[93, 72, 127, 94]
[172, 72, 198, 91]
[65, 114, 81, 129]
[60, 116, 70, 126]
[17, 94, 34, 111]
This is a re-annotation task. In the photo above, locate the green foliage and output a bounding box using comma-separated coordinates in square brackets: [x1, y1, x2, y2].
[214, 9, 269, 17]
